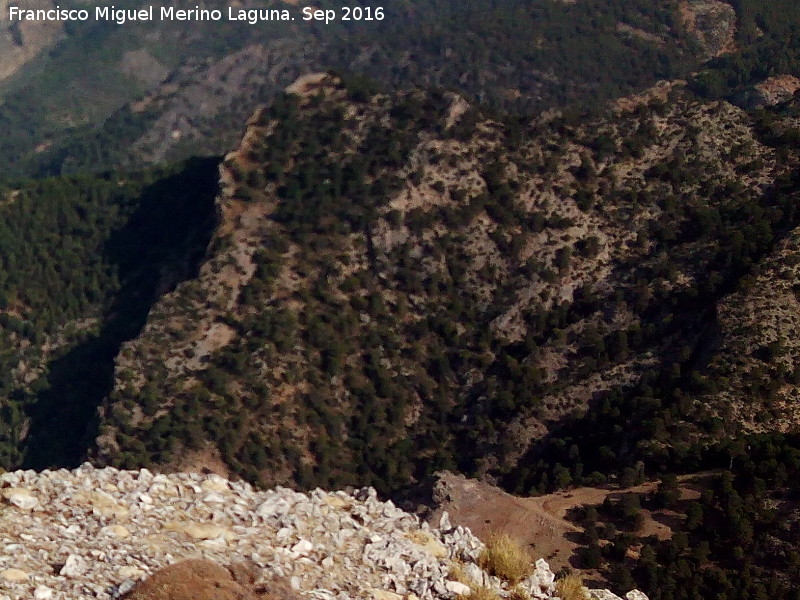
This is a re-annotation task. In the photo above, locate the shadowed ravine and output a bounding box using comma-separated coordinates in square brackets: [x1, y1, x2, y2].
[21, 157, 220, 469]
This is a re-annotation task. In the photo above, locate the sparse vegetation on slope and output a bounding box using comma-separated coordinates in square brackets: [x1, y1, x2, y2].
[9, 0, 800, 178]
[95, 75, 800, 508]
[568, 436, 800, 599]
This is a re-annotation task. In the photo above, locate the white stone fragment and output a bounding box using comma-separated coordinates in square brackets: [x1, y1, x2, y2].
[116, 579, 137, 596]
[33, 586, 53, 600]
[590, 591, 624, 600]
[371, 589, 404, 600]
[292, 539, 314, 556]
[60, 554, 87, 577]
[445, 581, 471, 596]
[462, 563, 485, 586]
[201, 475, 230, 492]
[199, 535, 229, 549]
[2, 488, 38, 510]
[100, 525, 130, 538]
[118, 566, 144, 579]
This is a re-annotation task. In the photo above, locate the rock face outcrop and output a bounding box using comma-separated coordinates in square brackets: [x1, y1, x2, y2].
[678, 0, 737, 61]
[742, 75, 800, 108]
[0, 464, 645, 600]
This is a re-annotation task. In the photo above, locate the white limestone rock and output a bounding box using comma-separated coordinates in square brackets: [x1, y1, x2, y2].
[0, 463, 635, 600]
[33, 586, 53, 600]
[60, 554, 87, 577]
[590, 591, 624, 600]
[445, 581, 471, 596]
[292, 539, 314, 556]
[1, 488, 38, 510]
[520, 558, 556, 599]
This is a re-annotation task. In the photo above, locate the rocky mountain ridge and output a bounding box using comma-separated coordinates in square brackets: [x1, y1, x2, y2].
[94, 73, 800, 495]
[0, 463, 644, 600]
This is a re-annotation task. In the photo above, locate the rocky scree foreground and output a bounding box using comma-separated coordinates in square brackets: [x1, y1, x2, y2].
[0, 464, 646, 600]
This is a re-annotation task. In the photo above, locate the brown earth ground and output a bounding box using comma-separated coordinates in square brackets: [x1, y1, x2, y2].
[425, 471, 717, 574]
[122, 559, 302, 600]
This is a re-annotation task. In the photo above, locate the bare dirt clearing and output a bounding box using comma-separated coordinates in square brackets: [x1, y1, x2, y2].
[426, 471, 716, 572]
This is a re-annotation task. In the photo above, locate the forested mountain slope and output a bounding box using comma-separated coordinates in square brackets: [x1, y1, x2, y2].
[92, 75, 800, 499]
[1, 0, 797, 493]
[0, 159, 219, 468]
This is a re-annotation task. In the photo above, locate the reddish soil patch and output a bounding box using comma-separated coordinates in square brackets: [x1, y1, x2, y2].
[123, 559, 301, 600]
[428, 473, 584, 571]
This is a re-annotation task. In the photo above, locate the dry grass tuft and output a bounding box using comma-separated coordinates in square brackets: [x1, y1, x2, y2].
[447, 562, 472, 586]
[555, 573, 589, 600]
[477, 532, 533, 585]
[507, 585, 531, 600]
[446, 561, 503, 600]
[461, 585, 501, 600]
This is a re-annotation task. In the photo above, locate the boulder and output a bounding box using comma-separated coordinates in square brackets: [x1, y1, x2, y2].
[60, 554, 87, 577]
[121, 559, 302, 600]
[33, 586, 53, 600]
[445, 581, 471, 596]
[2, 488, 38, 510]
[0, 569, 28, 582]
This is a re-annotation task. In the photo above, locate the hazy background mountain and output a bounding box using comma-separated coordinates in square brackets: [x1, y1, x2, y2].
[0, 0, 762, 177]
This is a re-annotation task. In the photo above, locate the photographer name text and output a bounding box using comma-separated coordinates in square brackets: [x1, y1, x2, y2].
[7, 5, 385, 25]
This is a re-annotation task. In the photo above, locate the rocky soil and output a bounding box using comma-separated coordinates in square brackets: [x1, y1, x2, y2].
[0, 464, 645, 600]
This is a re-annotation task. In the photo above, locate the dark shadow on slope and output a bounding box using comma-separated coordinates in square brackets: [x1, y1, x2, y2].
[22, 156, 220, 470]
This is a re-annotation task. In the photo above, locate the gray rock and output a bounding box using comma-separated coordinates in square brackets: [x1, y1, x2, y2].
[111, 579, 137, 599]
